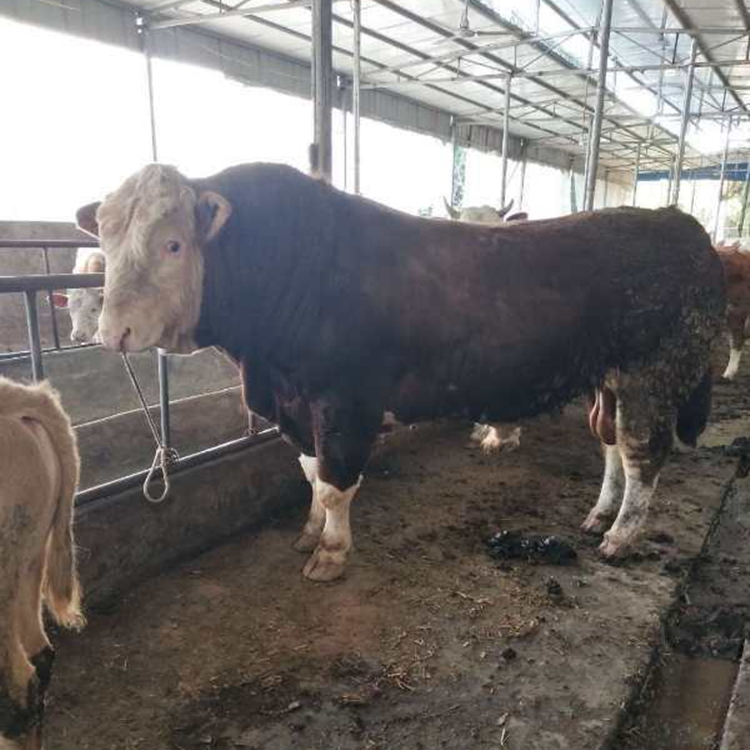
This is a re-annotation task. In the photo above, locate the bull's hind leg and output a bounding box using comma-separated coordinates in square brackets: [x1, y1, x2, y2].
[293, 455, 326, 553]
[723, 311, 747, 381]
[599, 396, 673, 559]
[582, 444, 624, 534]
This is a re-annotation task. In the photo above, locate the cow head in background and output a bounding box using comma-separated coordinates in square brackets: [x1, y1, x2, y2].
[75, 164, 232, 353]
[442, 197, 527, 225]
[51, 251, 106, 343]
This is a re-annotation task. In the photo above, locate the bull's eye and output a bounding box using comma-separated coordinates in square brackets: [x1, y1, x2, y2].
[166, 241, 181, 255]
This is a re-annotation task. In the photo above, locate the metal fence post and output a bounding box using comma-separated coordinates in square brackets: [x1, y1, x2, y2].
[24, 291, 44, 382]
[41, 246, 61, 350]
[139, 14, 172, 448]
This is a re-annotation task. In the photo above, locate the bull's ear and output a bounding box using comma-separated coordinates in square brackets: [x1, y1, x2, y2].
[196, 191, 232, 242]
[51, 292, 69, 309]
[76, 201, 101, 238]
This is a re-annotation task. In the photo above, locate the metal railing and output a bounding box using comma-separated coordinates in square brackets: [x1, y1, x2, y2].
[0, 239, 278, 506]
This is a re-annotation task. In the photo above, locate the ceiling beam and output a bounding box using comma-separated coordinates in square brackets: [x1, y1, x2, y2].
[734, 0, 750, 32]
[662, 0, 749, 116]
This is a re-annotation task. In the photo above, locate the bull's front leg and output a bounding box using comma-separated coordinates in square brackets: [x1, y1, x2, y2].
[292, 455, 326, 553]
[302, 394, 382, 582]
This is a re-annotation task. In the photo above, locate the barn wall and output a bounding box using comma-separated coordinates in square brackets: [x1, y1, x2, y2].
[75, 435, 307, 606]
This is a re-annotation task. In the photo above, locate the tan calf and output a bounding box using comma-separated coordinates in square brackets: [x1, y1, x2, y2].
[0, 378, 84, 750]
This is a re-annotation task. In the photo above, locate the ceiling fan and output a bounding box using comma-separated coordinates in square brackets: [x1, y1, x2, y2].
[429, 0, 513, 47]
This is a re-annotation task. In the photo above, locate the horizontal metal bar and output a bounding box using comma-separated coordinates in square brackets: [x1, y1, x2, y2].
[610, 25, 750, 35]
[145, 0, 198, 14]
[0, 273, 104, 294]
[75, 428, 281, 507]
[148, 0, 346, 30]
[365, 57, 750, 87]
[0, 342, 96, 364]
[0, 239, 99, 249]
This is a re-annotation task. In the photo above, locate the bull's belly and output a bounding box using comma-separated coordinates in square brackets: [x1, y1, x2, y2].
[388, 363, 592, 425]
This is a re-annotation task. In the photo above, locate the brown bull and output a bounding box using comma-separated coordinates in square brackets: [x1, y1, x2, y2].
[77, 163, 725, 580]
[715, 241, 750, 380]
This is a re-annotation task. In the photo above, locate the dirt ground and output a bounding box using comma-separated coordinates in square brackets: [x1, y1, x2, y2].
[44, 367, 746, 750]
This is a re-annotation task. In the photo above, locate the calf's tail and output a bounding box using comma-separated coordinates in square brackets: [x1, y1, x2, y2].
[676, 370, 713, 448]
[3, 379, 86, 630]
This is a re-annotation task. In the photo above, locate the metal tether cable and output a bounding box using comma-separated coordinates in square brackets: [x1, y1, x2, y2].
[121, 352, 180, 503]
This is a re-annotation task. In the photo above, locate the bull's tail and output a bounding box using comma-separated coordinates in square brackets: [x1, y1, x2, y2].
[676, 370, 713, 448]
[0, 378, 85, 629]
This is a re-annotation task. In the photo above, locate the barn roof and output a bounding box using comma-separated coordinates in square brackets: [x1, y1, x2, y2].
[4, 0, 749, 178]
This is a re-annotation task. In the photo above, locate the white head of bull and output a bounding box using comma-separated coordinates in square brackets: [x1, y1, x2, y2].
[76, 165, 231, 354]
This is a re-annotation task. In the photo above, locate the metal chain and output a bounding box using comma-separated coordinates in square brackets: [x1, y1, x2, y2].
[121, 352, 179, 503]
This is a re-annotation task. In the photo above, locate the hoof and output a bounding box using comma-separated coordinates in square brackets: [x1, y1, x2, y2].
[598, 532, 631, 559]
[303, 546, 347, 582]
[581, 510, 613, 535]
[292, 531, 320, 553]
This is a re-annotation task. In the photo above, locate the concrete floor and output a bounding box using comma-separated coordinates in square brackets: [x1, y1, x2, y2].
[43, 366, 743, 750]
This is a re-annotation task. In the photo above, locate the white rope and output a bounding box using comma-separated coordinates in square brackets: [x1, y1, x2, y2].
[121, 352, 179, 504]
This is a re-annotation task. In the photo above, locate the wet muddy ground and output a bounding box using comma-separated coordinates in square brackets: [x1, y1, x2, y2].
[44, 362, 750, 750]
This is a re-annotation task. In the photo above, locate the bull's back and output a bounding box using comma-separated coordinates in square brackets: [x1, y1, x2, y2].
[386, 207, 723, 422]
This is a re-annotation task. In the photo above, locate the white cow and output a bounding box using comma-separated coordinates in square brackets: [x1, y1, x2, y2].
[52, 248, 105, 343]
[0, 377, 84, 750]
[444, 198, 528, 453]
[443, 197, 528, 225]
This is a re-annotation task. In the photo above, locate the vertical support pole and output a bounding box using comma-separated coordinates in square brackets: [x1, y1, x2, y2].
[139, 15, 172, 448]
[690, 171, 698, 214]
[450, 121, 466, 209]
[312, 0, 333, 181]
[666, 157, 673, 207]
[24, 291, 44, 382]
[602, 168, 609, 208]
[584, 0, 614, 211]
[738, 160, 750, 240]
[672, 38, 698, 206]
[569, 157, 578, 213]
[342, 102, 347, 192]
[352, 0, 361, 194]
[518, 139, 528, 210]
[713, 118, 732, 241]
[631, 143, 641, 206]
[42, 246, 61, 350]
[500, 73, 511, 209]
